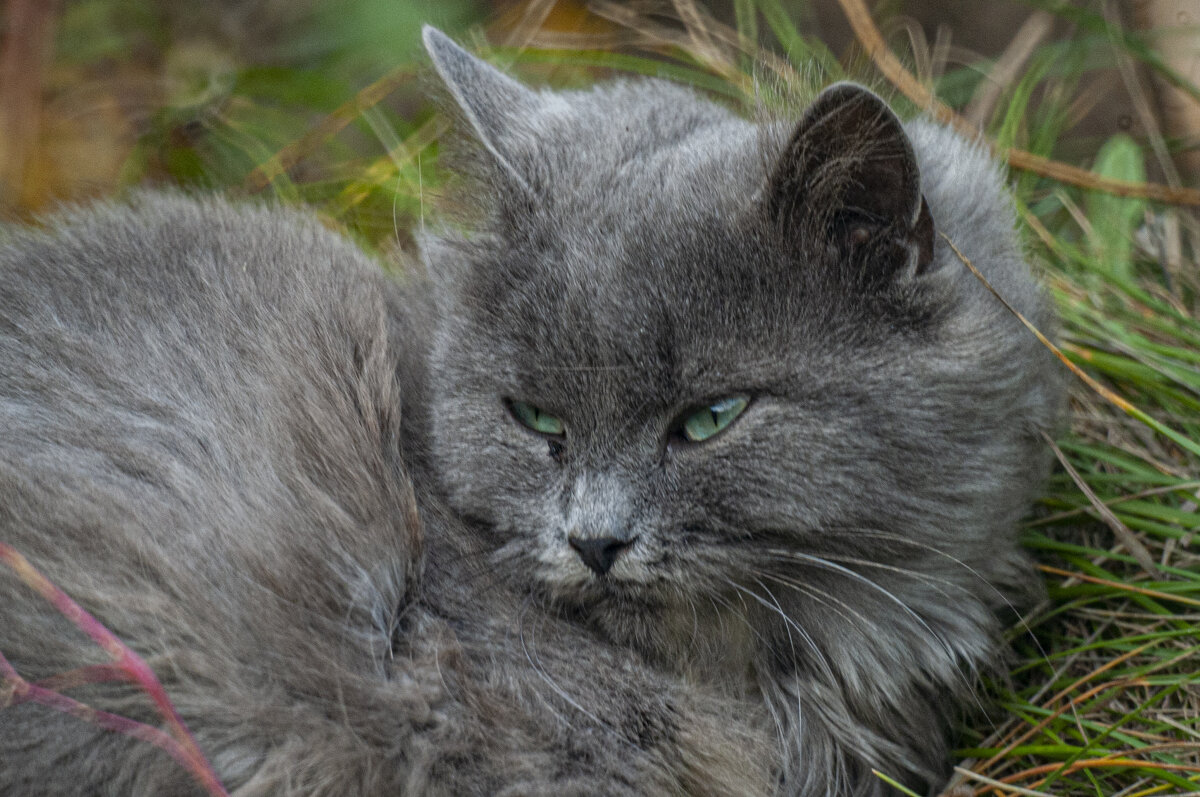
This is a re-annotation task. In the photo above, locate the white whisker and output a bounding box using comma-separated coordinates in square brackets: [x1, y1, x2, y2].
[723, 577, 837, 684]
[517, 592, 613, 737]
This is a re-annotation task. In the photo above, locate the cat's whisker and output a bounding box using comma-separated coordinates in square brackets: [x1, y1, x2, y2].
[615, 395, 657, 441]
[722, 578, 837, 685]
[760, 678, 798, 776]
[517, 591, 628, 743]
[758, 547, 966, 675]
[530, 365, 639, 373]
[515, 592, 574, 730]
[703, 589, 768, 652]
[823, 526, 1009, 589]
[759, 564, 994, 736]
[815, 553, 974, 602]
[708, 584, 802, 772]
[684, 588, 703, 654]
[424, 541, 525, 603]
[822, 526, 1053, 663]
[757, 568, 998, 731]
[752, 579, 802, 684]
[765, 548, 1009, 729]
[754, 570, 879, 637]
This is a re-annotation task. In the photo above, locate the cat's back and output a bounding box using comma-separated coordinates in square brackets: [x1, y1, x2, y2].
[0, 192, 419, 587]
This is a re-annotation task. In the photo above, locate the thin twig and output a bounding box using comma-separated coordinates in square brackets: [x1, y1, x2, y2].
[2, 651, 193, 764]
[964, 10, 1055, 128]
[973, 642, 1156, 776]
[240, 66, 416, 194]
[942, 231, 1200, 461]
[950, 766, 1058, 797]
[834, 0, 1200, 206]
[1039, 564, 1200, 608]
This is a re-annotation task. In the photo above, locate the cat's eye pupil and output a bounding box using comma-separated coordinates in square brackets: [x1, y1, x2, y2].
[509, 400, 565, 437]
[680, 396, 749, 443]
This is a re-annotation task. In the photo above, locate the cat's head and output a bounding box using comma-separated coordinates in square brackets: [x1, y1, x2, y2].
[419, 27, 1058, 699]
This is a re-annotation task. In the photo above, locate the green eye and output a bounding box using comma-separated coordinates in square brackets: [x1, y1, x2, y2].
[681, 396, 749, 443]
[509, 400, 565, 436]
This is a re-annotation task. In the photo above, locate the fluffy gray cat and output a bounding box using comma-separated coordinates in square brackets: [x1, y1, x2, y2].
[0, 27, 1061, 797]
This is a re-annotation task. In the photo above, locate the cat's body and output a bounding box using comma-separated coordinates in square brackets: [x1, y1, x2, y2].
[0, 28, 1061, 797]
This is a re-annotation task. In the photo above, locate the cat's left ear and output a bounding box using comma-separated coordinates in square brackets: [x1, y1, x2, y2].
[767, 82, 936, 281]
[423, 26, 544, 196]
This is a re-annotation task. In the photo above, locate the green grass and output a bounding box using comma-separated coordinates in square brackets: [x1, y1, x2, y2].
[29, 0, 1200, 793]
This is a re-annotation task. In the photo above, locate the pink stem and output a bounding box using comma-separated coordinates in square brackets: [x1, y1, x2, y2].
[35, 663, 128, 692]
[0, 543, 229, 797]
[3, 650, 188, 755]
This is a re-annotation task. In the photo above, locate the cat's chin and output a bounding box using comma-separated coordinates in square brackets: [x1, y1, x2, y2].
[536, 575, 759, 688]
[539, 572, 666, 612]
[535, 571, 675, 640]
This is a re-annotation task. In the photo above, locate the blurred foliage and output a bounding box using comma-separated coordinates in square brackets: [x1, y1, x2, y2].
[1086, 134, 1147, 281]
[9, 0, 487, 249]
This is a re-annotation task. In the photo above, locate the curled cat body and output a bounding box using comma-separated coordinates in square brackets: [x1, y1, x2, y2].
[0, 27, 1061, 797]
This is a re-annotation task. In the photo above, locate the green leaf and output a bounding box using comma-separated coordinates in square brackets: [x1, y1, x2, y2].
[1085, 134, 1146, 281]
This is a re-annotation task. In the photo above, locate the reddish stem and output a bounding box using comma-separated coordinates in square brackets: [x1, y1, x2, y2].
[0, 543, 229, 796]
[34, 663, 128, 693]
[3, 650, 189, 756]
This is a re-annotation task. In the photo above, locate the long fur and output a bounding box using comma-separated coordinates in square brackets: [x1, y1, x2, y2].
[420, 31, 1062, 795]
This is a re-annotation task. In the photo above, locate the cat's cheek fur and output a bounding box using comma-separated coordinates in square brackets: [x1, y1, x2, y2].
[428, 370, 577, 581]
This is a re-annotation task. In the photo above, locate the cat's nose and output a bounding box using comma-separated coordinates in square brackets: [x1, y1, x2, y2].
[567, 534, 636, 576]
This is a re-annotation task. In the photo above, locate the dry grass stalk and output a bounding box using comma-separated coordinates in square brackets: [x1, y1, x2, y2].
[835, 0, 1200, 206]
[1128, 0, 1200, 182]
[963, 10, 1055, 128]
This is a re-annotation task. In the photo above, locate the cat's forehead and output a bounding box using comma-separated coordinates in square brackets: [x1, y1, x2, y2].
[467, 203, 813, 410]
[541, 80, 747, 160]
[546, 84, 763, 218]
[435, 69, 953, 405]
[454, 144, 836, 400]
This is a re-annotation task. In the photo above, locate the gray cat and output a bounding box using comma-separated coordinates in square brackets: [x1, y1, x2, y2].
[0, 26, 1061, 797]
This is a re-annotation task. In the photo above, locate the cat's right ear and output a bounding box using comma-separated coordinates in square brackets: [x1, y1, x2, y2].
[766, 82, 935, 284]
[423, 26, 543, 196]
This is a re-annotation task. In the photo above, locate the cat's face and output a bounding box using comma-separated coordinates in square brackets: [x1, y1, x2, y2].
[433, 202, 829, 602]
[421, 30, 1055, 673]
[432, 172, 904, 594]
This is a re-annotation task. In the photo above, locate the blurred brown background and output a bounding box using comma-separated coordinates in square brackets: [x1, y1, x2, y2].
[1, 0, 1197, 218]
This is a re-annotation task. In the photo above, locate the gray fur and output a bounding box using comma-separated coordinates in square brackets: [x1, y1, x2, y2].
[0, 28, 1061, 797]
